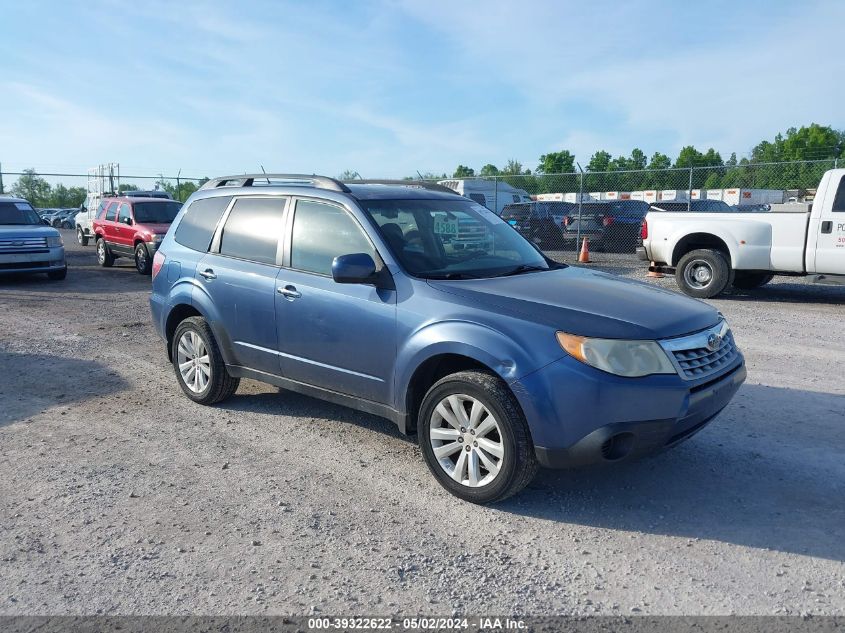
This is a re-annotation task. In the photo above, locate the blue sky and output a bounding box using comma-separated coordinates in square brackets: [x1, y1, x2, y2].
[0, 0, 842, 180]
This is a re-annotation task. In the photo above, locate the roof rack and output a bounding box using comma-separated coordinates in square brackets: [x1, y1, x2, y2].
[346, 179, 460, 195]
[199, 173, 350, 193]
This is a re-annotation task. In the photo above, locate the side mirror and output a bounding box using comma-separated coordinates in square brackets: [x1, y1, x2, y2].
[332, 253, 378, 285]
[123, 217, 133, 226]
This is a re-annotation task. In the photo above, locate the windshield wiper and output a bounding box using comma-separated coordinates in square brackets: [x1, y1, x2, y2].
[422, 271, 482, 280]
[496, 264, 549, 277]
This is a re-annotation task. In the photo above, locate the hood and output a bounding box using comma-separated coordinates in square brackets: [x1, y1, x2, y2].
[428, 266, 720, 340]
[0, 224, 60, 239]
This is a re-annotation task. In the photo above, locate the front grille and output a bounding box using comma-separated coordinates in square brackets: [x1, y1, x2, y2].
[672, 330, 737, 379]
[660, 321, 739, 381]
[0, 237, 48, 253]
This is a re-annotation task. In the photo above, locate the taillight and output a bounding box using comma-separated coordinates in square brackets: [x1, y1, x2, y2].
[602, 216, 614, 227]
[641, 220, 648, 240]
[152, 250, 166, 280]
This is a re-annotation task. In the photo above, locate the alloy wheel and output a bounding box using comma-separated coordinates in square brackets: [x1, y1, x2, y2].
[429, 394, 504, 487]
[176, 330, 211, 394]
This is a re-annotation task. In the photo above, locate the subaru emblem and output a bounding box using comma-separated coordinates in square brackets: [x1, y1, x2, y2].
[707, 333, 722, 352]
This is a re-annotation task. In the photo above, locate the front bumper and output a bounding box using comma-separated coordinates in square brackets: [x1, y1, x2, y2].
[511, 353, 746, 469]
[0, 247, 66, 274]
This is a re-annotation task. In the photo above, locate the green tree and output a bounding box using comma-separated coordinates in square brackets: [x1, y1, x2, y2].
[536, 150, 575, 175]
[118, 183, 139, 193]
[586, 150, 612, 172]
[500, 159, 530, 175]
[452, 165, 475, 178]
[478, 164, 499, 177]
[338, 170, 362, 180]
[11, 169, 51, 207]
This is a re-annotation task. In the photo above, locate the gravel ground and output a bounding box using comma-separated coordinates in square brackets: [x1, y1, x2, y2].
[1, 232, 843, 616]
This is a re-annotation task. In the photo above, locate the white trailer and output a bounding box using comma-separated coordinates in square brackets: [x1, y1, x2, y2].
[690, 189, 706, 200]
[706, 189, 723, 201]
[630, 191, 645, 201]
[722, 188, 786, 206]
[642, 190, 659, 204]
[438, 179, 532, 214]
[603, 191, 631, 200]
[659, 189, 689, 201]
[587, 192, 602, 201]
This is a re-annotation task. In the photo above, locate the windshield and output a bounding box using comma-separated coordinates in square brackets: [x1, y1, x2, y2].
[0, 201, 42, 225]
[362, 198, 554, 279]
[133, 201, 182, 224]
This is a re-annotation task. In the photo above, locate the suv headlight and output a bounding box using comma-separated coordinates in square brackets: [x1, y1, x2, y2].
[557, 332, 676, 377]
[150, 234, 163, 243]
[46, 235, 63, 248]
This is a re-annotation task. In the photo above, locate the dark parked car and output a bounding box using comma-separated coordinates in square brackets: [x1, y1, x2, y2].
[150, 174, 745, 503]
[561, 200, 650, 252]
[500, 202, 574, 248]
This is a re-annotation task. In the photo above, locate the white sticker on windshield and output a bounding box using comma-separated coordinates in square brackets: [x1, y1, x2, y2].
[15, 203, 34, 210]
[470, 203, 503, 222]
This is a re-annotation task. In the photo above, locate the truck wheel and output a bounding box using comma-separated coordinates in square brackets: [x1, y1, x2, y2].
[675, 249, 733, 299]
[732, 272, 774, 290]
[77, 227, 89, 246]
[418, 370, 538, 504]
[134, 243, 151, 275]
[172, 317, 240, 405]
[96, 238, 114, 267]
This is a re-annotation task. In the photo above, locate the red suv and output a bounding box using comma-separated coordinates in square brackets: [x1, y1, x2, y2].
[93, 197, 182, 274]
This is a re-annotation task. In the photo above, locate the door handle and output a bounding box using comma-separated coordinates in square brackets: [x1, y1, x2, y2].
[821, 221, 833, 234]
[277, 285, 301, 299]
[199, 269, 217, 280]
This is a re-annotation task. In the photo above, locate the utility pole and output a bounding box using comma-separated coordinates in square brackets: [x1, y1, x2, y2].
[0, 162, 4, 194]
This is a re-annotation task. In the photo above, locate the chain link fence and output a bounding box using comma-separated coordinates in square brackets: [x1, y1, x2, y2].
[0, 159, 838, 259]
[433, 158, 838, 264]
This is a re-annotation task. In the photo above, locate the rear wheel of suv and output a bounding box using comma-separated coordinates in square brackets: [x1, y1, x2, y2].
[134, 243, 151, 275]
[96, 238, 114, 267]
[418, 370, 538, 504]
[77, 227, 88, 246]
[172, 317, 240, 405]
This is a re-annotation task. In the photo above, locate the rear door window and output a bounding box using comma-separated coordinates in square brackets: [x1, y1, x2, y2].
[219, 197, 287, 265]
[174, 196, 233, 252]
[105, 202, 118, 221]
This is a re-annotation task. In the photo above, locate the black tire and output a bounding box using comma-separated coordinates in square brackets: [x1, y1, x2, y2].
[675, 249, 733, 299]
[47, 267, 67, 281]
[732, 271, 774, 290]
[171, 316, 240, 405]
[418, 370, 538, 504]
[61, 221, 72, 230]
[134, 243, 151, 275]
[77, 227, 89, 246]
[96, 237, 114, 267]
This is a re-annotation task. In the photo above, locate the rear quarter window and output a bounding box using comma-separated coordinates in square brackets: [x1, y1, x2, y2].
[174, 196, 233, 252]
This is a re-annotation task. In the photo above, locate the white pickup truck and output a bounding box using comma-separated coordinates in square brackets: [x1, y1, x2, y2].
[638, 168, 845, 298]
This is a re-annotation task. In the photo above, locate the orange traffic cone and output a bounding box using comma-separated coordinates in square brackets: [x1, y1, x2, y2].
[647, 261, 665, 278]
[578, 237, 591, 263]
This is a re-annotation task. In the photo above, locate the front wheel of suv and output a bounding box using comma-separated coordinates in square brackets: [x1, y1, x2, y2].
[134, 243, 151, 275]
[172, 317, 240, 405]
[418, 370, 538, 504]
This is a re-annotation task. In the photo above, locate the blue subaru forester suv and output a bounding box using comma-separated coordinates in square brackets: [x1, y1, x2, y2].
[150, 174, 746, 503]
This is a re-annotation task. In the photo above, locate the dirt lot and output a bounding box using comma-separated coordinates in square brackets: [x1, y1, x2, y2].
[1, 232, 844, 616]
